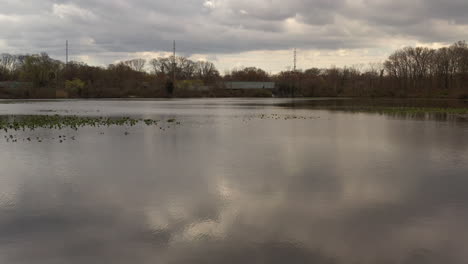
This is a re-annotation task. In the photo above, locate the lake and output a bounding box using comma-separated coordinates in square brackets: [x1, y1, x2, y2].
[0, 98, 468, 264]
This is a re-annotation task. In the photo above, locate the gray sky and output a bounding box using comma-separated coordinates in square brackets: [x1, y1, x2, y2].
[1, 0, 467, 72]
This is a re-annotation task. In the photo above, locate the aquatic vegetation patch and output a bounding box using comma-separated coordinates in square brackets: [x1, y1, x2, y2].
[0, 115, 164, 133]
[238, 113, 320, 122]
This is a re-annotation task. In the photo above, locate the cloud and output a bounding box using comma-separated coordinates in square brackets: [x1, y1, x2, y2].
[52, 3, 97, 21]
[0, 0, 467, 70]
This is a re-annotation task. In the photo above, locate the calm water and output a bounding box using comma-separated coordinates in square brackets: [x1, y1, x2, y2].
[0, 98, 468, 264]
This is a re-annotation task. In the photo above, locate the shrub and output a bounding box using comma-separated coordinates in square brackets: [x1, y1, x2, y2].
[65, 78, 85, 96]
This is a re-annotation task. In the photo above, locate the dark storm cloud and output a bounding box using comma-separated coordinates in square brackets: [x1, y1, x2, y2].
[0, 0, 467, 63]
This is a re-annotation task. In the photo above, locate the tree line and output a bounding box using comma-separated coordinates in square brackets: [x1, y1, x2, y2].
[0, 53, 224, 97]
[0, 41, 467, 98]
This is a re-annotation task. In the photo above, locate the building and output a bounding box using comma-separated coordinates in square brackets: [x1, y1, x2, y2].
[224, 82, 275, 90]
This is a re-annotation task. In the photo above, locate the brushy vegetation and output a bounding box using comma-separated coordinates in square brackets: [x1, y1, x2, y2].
[0, 115, 161, 132]
[317, 106, 468, 115]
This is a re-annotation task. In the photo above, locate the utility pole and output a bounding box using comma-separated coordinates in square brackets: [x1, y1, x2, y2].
[293, 48, 297, 72]
[291, 48, 297, 97]
[66, 40, 69, 66]
[172, 40, 176, 84]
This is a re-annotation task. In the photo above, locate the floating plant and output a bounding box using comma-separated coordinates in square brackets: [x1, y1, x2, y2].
[0, 115, 168, 133]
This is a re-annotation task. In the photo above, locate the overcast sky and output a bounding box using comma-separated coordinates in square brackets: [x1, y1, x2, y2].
[0, 0, 467, 72]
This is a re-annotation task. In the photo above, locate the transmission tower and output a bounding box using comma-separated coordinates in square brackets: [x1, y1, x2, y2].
[293, 48, 297, 72]
[172, 40, 176, 83]
[66, 40, 69, 66]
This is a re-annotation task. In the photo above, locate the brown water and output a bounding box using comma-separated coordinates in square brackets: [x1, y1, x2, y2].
[0, 98, 468, 264]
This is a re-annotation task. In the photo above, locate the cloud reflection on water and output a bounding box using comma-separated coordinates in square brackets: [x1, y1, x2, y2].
[0, 100, 467, 263]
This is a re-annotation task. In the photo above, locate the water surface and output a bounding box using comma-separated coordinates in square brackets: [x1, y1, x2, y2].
[0, 98, 468, 264]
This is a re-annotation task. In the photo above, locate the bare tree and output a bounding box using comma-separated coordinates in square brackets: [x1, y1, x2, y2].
[122, 58, 146, 72]
[149, 57, 171, 75]
[149, 56, 199, 80]
[175, 56, 196, 80]
[225, 67, 270, 81]
[0, 54, 20, 72]
[195, 61, 220, 83]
